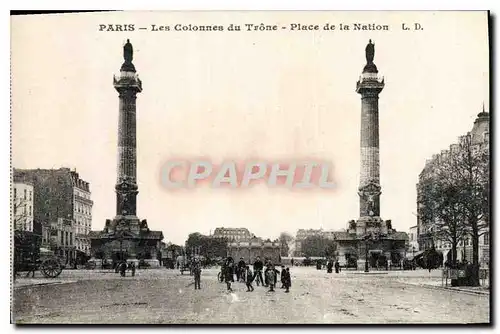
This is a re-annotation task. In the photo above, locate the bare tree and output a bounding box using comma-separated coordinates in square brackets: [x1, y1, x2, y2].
[452, 135, 489, 285]
[419, 169, 467, 265]
[421, 134, 489, 285]
[13, 198, 31, 231]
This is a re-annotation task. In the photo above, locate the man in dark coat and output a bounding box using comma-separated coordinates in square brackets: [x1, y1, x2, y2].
[193, 259, 202, 290]
[253, 256, 264, 287]
[327, 260, 333, 273]
[129, 261, 136, 277]
[283, 267, 291, 293]
[280, 265, 286, 288]
[237, 257, 246, 282]
[225, 258, 234, 292]
[245, 265, 254, 292]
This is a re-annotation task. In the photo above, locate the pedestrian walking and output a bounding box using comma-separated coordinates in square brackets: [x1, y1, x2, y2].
[280, 265, 286, 288]
[193, 260, 202, 290]
[237, 257, 246, 282]
[327, 260, 333, 273]
[245, 265, 254, 292]
[283, 267, 291, 293]
[335, 260, 340, 274]
[130, 262, 136, 277]
[266, 265, 276, 292]
[225, 258, 234, 292]
[253, 256, 264, 287]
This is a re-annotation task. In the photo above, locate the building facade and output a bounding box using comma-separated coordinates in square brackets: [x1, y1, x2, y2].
[212, 227, 251, 241]
[13, 168, 93, 262]
[407, 225, 419, 253]
[72, 173, 93, 255]
[227, 237, 281, 264]
[417, 109, 489, 265]
[12, 179, 34, 232]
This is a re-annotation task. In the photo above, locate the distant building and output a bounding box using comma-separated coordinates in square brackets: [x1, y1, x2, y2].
[212, 227, 251, 241]
[13, 168, 93, 262]
[408, 225, 419, 253]
[227, 237, 281, 264]
[12, 179, 34, 232]
[417, 109, 489, 265]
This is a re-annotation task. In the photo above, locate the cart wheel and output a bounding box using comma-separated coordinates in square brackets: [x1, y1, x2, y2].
[41, 258, 62, 278]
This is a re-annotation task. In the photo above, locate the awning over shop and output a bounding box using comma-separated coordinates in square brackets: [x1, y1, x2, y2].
[405, 250, 424, 260]
[40, 247, 54, 255]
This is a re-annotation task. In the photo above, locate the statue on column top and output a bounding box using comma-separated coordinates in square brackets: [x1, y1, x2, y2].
[124, 39, 133, 63]
[363, 39, 378, 74]
[365, 39, 375, 64]
[120, 39, 136, 72]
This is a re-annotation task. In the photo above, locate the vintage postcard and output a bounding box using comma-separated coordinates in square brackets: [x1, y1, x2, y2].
[10, 11, 490, 324]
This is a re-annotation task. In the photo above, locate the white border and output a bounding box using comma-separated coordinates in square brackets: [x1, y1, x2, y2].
[2, 1, 498, 333]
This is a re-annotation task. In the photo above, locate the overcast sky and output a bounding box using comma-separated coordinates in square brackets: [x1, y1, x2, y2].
[11, 11, 489, 244]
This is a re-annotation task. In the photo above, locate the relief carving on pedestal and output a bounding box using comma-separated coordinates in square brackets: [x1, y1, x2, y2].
[116, 175, 138, 215]
[358, 179, 381, 217]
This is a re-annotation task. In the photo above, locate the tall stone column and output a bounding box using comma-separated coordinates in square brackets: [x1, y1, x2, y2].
[113, 39, 142, 218]
[356, 40, 385, 219]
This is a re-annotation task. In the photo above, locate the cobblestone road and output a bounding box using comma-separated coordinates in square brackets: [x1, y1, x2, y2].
[12, 267, 489, 324]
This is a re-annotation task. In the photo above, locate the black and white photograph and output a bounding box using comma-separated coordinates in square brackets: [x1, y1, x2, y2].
[9, 10, 490, 324]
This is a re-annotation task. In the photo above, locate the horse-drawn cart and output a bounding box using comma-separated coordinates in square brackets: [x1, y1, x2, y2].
[13, 230, 64, 278]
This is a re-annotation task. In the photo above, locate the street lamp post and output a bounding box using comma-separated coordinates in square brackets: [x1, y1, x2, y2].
[365, 245, 369, 272]
[362, 232, 386, 273]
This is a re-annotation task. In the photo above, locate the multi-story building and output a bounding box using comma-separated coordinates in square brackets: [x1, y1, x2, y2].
[227, 236, 281, 264]
[13, 168, 93, 262]
[72, 174, 93, 255]
[12, 178, 34, 232]
[407, 225, 419, 253]
[417, 109, 489, 265]
[212, 227, 251, 241]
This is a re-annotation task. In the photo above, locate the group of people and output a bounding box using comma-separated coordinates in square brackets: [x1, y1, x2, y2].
[220, 256, 292, 293]
[326, 259, 341, 274]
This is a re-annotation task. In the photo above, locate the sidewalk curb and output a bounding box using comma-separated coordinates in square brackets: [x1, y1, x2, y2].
[417, 283, 489, 296]
[14, 281, 76, 289]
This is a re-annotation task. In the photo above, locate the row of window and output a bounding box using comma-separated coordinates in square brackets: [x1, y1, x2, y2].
[74, 201, 92, 215]
[60, 231, 74, 246]
[14, 203, 32, 216]
[13, 188, 32, 201]
[75, 227, 90, 235]
[75, 215, 91, 228]
[16, 219, 32, 232]
[74, 190, 91, 200]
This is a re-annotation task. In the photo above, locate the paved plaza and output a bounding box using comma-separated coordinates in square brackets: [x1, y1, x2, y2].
[12, 267, 489, 324]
